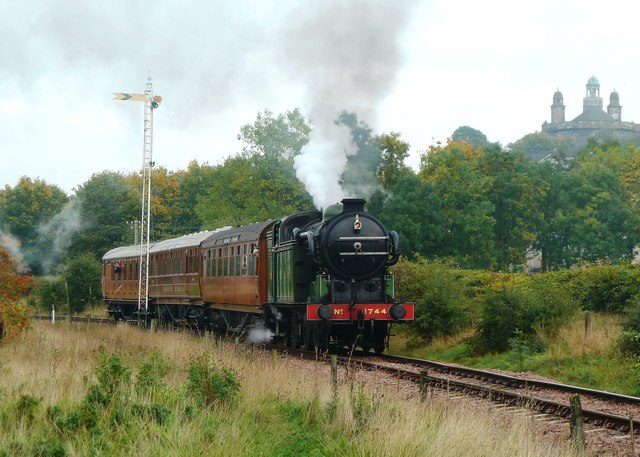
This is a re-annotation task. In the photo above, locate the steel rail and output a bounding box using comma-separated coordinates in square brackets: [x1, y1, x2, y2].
[374, 352, 640, 405]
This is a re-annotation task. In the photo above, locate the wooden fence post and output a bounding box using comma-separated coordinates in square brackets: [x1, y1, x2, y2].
[584, 311, 592, 338]
[630, 416, 636, 457]
[419, 370, 429, 400]
[569, 394, 586, 452]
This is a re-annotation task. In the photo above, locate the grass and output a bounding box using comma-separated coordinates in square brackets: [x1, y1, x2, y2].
[0, 322, 579, 456]
[390, 313, 640, 396]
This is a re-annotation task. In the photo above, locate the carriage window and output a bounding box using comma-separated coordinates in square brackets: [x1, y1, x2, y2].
[242, 255, 247, 276]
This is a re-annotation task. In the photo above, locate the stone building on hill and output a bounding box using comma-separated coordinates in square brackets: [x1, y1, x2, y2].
[541, 76, 640, 148]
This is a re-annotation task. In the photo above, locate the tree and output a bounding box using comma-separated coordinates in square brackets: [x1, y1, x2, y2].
[69, 172, 138, 261]
[0, 177, 68, 273]
[174, 161, 217, 233]
[451, 126, 490, 150]
[534, 147, 640, 269]
[374, 174, 445, 258]
[377, 132, 411, 191]
[419, 140, 496, 268]
[63, 253, 102, 313]
[509, 132, 572, 162]
[479, 147, 547, 268]
[127, 167, 185, 240]
[0, 246, 32, 339]
[195, 154, 313, 228]
[238, 109, 310, 162]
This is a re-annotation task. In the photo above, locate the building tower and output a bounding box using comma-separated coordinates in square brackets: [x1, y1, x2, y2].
[608, 90, 622, 121]
[583, 76, 603, 111]
[551, 89, 565, 123]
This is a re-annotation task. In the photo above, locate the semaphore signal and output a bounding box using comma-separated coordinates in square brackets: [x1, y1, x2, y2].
[113, 75, 162, 323]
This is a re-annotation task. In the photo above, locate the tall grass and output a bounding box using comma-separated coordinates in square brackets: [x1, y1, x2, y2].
[544, 312, 621, 358]
[0, 323, 578, 456]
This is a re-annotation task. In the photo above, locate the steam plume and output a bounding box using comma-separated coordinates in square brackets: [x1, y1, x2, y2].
[0, 230, 25, 272]
[247, 324, 274, 344]
[37, 198, 84, 274]
[284, 0, 416, 209]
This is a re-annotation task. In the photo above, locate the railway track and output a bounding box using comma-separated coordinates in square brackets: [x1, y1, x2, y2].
[34, 314, 640, 438]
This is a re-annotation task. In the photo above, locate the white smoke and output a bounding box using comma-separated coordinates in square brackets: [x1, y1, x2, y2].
[282, 0, 416, 209]
[247, 323, 274, 344]
[37, 198, 84, 273]
[294, 105, 357, 209]
[0, 230, 26, 272]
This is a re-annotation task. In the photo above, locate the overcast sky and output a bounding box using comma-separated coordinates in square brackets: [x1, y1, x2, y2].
[2, 0, 639, 193]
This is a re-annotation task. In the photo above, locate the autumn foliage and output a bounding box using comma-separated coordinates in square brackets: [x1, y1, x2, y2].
[0, 247, 32, 340]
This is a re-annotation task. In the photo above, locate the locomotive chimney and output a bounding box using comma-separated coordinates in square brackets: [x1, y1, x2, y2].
[341, 198, 366, 213]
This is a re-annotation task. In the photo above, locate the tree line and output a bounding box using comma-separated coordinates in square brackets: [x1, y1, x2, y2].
[2, 111, 640, 311]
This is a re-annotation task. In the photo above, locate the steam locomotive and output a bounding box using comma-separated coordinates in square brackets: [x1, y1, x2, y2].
[102, 198, 413, 353]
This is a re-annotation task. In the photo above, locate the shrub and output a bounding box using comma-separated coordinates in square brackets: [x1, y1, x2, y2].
[94, 350, 131, 396]
[131, 403, 171, 425]
[62, 254, 102, 313]
[33, 277, 67, 311]
[15, 394, 40, 422]
[187, 357, 240, 407]
[479, 274, 578, 352]
[619, 331, 640, 357]
[393, 258, 470, 341]
[568, 265, 640, 313]
[618, 299, 640, 356]
[136, 353, 170, 395]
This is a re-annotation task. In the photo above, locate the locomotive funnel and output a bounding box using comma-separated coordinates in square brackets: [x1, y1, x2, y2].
[341, 198, 365, 213]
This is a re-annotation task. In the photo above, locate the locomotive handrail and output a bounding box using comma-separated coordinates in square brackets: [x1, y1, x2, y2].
[387, 231, 400, 266]
[297, 230, 322, 264]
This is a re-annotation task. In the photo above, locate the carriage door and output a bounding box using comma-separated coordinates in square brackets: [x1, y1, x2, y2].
[267, 222, 280, 302]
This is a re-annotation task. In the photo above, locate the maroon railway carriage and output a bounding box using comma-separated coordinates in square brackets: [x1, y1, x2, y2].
[103, 199, 414, 353]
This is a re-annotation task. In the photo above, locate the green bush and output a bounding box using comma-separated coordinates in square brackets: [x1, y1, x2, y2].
[33, 277, 67, 311]
[619, 331, 640, 357]
[618, 299, 640, 356]
[566, 265, 640, 313]
[393, 258, 470, 341]
[479, 274, 578, 352]
[62, 253, 103, 313]
[15, 395, 40, 422]
[94, 350, 131, 396]
[187, 357, 241, 407]
[136, 353, 170, 394]
[131, 403, 171, 425]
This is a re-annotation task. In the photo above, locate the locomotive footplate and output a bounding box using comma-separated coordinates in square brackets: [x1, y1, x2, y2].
[306, 303, 414, 321]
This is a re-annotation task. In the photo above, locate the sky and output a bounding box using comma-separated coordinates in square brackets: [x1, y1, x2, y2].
[2, 0, 640, 193]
